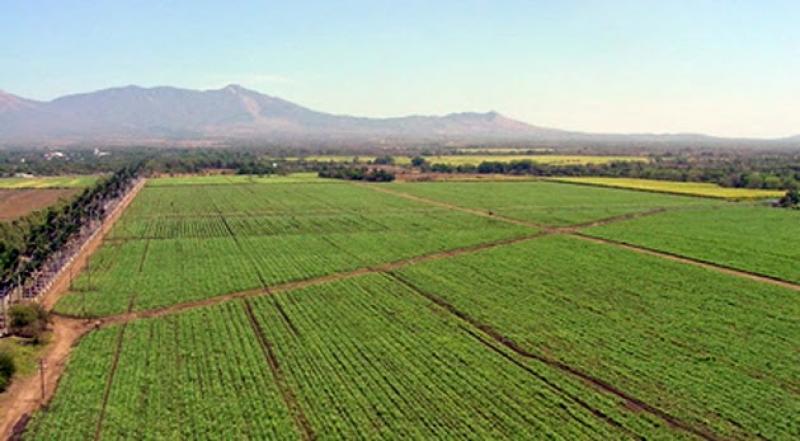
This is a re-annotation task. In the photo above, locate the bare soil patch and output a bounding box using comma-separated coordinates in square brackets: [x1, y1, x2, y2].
[0, 189, 79, 221]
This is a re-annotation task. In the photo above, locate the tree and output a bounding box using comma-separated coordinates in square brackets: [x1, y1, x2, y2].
[777, 189, 800, 208]
[410, 156, 427, 167]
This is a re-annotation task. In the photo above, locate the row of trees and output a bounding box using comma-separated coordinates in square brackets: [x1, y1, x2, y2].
[318, 166, 395, 182]
[0, 164, 141, 296]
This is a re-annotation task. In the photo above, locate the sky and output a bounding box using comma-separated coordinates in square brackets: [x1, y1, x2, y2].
[1, 0, 799, 138]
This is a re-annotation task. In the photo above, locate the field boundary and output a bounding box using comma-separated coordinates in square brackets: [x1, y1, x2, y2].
[386, 271, 721, 441]
[242, 300, 315, 440]
[570, 233, 800, 292]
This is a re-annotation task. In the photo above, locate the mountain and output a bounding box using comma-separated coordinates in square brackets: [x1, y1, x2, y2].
[0, 85, 797, 148]
[0, 85, 565, 146]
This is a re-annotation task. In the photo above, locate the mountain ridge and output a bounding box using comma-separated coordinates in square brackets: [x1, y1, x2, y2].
[0, 85, 797, 148]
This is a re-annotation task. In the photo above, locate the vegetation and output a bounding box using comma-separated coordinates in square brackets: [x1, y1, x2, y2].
[27, 276, 685, 439]
[0, 176, 99, 189]
[585, 205, 800, 283]
[0, 164, 141, 296]
[0, 350, 15, 392]
[549, 176, 785, 199]
[54, 180, 527, 316]
[317, 165, 396, 182]
[426, 154, 647, 166]
[777, 189, 800, 208]
[397, 235, 800, 440]
[8, 303, 49, 342]
[387, 180, 716, 226]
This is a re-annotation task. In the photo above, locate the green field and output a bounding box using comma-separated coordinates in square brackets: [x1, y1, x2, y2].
[27, 275, 690, 440]
[149, 173, 326, 186]
[551, 177, 785, 199]
[0, 175, 99, 189]
[396, 235, 800, 440]
[387, 180, 716, 226]
[55, 180, 529, 317]
[585, 205, 800, 283]
[21, 175, 800, 440]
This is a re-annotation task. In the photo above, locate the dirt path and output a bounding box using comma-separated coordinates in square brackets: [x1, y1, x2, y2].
[0, 317, 92, 439]
[0, 179, 145, 441]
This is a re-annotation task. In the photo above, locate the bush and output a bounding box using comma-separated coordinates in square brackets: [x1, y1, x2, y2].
[9, 303, 49, 341]
[0, 351, 14, 392]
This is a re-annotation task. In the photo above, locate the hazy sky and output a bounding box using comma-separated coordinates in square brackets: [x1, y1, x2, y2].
[2, 1, 799, 137]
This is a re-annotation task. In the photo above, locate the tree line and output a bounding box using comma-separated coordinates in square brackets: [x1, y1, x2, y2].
[317, 165, 396, 182]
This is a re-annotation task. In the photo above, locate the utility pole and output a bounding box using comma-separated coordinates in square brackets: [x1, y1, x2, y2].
[39, 359, 46, 402]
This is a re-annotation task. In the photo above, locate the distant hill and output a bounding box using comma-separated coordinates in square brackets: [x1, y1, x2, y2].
[0, 85, 797, 148]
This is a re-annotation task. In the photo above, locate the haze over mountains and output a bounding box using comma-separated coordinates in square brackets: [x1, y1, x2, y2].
[0, 85, 797, 148]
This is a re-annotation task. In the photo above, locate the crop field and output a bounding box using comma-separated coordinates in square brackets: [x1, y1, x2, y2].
[0, 175, 98, 189]
[396, 235, 800, 440]
[16, 175, 799, 440]
[386, 180, 716, 226]
[26, 275, 690, 440]
[149, 172, 328, 186]
[54, 179, 529, 316]
[550, 177, 785, 199]
[585, 204, 800, 283]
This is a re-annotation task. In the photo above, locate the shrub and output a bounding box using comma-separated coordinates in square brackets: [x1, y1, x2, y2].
[9, 303, 49, 342]
[0, 351, 14, 392]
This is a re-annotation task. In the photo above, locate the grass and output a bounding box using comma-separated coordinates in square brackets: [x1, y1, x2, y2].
[55, 180, 528, 317]
[0, 176, 99, 189]
[396, 235, 800, 440]
[387, 180, 717, 226]
[550, 177, 786, 199]
[584, 204, 800, 283]
[0, 336, 50, 378]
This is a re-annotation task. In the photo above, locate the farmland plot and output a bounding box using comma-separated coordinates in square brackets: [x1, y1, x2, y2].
[386, 181, 715, 226]
[24, 304, 298, 440]
[56, 180, 529, 317]
[29, 275, 686, 440]
[396, 235, 800, 440]
[584, 205, 800, 283]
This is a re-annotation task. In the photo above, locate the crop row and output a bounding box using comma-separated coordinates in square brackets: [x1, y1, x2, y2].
[396, 235, 800, 439]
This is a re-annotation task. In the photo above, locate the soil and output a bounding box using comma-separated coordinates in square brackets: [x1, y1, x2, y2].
[0, 189, 79, 221]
